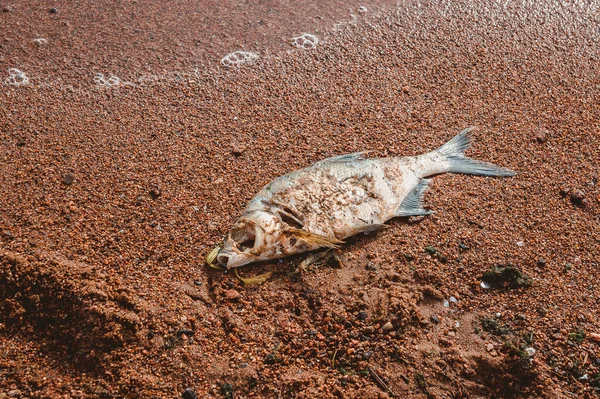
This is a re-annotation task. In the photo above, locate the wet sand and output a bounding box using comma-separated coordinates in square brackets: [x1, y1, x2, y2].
[1, 1, 600, 398]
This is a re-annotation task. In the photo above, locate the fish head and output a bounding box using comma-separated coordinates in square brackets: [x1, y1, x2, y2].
[216, 210, 287, 268]
[216, 209, 341, 268]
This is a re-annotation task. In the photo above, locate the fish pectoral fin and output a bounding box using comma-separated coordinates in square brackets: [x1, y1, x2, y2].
[285, 228, 344, 249]
[357, 223, 388, 234]
[395, 178, 435, 217]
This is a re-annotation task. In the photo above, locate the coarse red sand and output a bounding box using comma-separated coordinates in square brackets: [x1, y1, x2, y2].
[1, 1, 600, 398]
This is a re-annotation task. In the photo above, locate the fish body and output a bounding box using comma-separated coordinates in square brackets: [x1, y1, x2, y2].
[217, 128, 515, 268]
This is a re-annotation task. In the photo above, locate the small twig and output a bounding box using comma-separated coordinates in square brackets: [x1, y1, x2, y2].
[367, 366, 396, 397]
[331, 349, 338, 368]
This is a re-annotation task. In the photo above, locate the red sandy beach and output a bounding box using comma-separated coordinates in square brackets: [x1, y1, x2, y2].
[1, 1, 600, 397]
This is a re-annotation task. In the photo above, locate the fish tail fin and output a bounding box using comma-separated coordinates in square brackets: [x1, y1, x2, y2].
[436, 127, 516, 177]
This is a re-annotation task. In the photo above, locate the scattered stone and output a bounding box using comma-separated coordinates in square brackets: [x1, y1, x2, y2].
[567, 330, 585, 343]
[536, 258, 547, 267]
[481, 316, 510, 336]
[481, 265, 532, 289]
[486, 343, 494, 352]
[449, 296, 457, 304]
[534, 129, 548, 143]
[480, 281, 491, 289]
[176, 329, 195, 338]
[224, 289, 240, 300]
[589, 332, 600, 342]
[221, 383, 234, 399]
[232, 142, 246, 156]
[149, 186, 161, 199]
[358, 6, 368, 13]
[362, 350, 374, 360]
[443, 299, 450, 307]
[2, 6, 12, 12]
[570, 189, 589, 208]
[264, 353, 275, 364]
[382, 321, 394, 332]
[181, 388, 197, 399]
[357, 311, 367, 321]
[62, 173, 75, 185]
[49, 7, 58, 13]
[524, 347, 536, 357]
[424, 245, 447, 263]
[458, 242, 470, 251]
[33, 38, 48, 46]
[430, 314, 440, 324]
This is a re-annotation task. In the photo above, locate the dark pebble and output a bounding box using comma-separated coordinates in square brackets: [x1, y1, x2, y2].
[537, 307, 548, 316]
[149, 186, 161, 199]
[181, 388, 197, 399]
[264, 353, 276, 364]
[362, 350, 374, 360]
[2, 6, 11, 12]
[458, 242, 469, 251]
[62, 173, 75, 185]
[49, 7, 58, 13]
[537, 258, 547, 267]
[430, 314, 440, 324]
[570, 189, 586, 206]
[232, 142, 246, 156]
[357, 311, 368, 321]
[193, 280, 202, 286]
[176, 329, 195, 337]
[534, 129, 548, 143]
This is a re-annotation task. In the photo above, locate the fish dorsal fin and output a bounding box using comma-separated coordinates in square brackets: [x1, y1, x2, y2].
[395, 179, 435, 217]
[314, 151, 370, 166]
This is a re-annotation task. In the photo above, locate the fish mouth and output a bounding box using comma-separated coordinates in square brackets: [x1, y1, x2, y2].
[216, 249, 233, 267]
[216, 249, 253, 269]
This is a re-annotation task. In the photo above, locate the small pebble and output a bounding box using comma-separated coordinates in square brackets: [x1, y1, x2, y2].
[357, 311, 368, 321]
[570, 189, 589, 208]
[382, 321, 394, 332]
[449, 296, 457, 304]
[224, 289, 240, 299]
[534, 129, 548, 143]
[62, 173, 75, 185]
[430, 314, 440, 324]
[49, 7, 58, 13]
[264, 353, 275, 364]
[524, 347, 536, 357]
[589, 332, 600, 342]
[537, 258, 547, 267]
[182, 388, 197, 399]
[443, 299, 450, 307]
[149, 187, 161, 199]
[480, 281, 491, 289]
[232, 142, 246, 156]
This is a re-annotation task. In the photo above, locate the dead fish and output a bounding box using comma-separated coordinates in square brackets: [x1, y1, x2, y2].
[217, 128, 515, 268]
